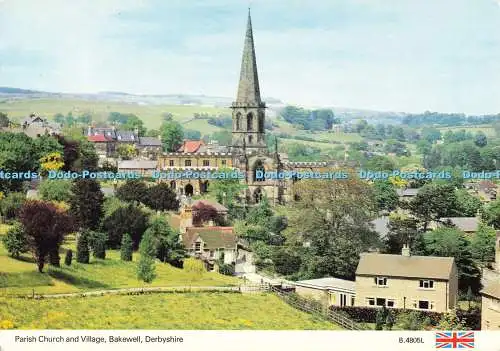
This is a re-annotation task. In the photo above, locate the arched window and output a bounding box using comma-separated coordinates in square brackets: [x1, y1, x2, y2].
[247, 112, 253, 131]
[253, 159, 265, 182]
[253, 187, 263, 204]
[258, 112, 264, 133]
[235, 112, 241, 130]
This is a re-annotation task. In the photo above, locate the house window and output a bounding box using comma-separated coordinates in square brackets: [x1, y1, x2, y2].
[419, 280, 434, 289]
[209, 250, 215, 258]
[367, 298, 375, 306]
[221, 160, 226, 166]
[194, 242, 201, 252]
[387, 299, 395, 308]
[169, 160, 174, 167]
[203, 160, 210, 167]
[375, 277, 387, 286]
[351, 296, 355, 306]
[185, 160, 192, 167]
[376, 298, 386, 307]
[417, 300, 433, 310]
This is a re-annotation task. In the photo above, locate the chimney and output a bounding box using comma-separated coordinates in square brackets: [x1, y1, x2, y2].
[179, 203, 193, 234]
[401, 244, 410, 257]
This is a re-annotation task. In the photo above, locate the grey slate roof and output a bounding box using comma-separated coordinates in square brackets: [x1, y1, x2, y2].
[440, 217, 479, 232]
[139, 137, 162, 146]
[116, 130, 137, 142]
[117, 160, 157, 169]
[356, 253, 455, 280]
[294, 277, 355, 292]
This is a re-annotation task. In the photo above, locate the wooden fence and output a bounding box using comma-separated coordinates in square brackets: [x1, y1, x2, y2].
[268, 285, 367, 330]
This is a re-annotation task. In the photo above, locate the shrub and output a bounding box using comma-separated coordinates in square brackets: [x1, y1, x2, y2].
[2, 222, 28, 258]
[137, 231, 156, 283]
[330, 306, 443, 326]
[64, 249, 73, 266]
[120, 233, 133, 261]
[76, 231, 90, 264]
[218, 263, 235, 276]
[89, 231, 107, 259]
[0, 192, 25, 221]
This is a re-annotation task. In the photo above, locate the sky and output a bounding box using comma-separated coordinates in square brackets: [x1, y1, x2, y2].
[1, 0, 500, 114]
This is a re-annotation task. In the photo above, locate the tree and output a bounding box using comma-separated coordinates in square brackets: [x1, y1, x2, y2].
[211, 170, 247, 207]
[286, 175, 379, 280]
[272, 249, 302, 275]
[18, 200, 74, 272]
[124, 115, 147, 136]
[104, 204, 148, 248]
[144, 182, 179, 212]
[474, 131, 487, 147]
[455, 189, 482, 217]
[192, 203, 221, 226]
[89, 231, 107, 259]
[76, 141, 99, 171]
[422, 227, 481, 293]
[160, 121, 184, 152]
[116, 179, 148, 205]
[405, 183, 460, 231]
[0, 112, 9, 127]
[69, 179, 104, 230]
[76, 231, 90, 264]
[437, 309, 466, 330]
[39, 152, 64, 174]
[184, 129, 201, 140]
[38, 180, 72, 202]
[2, 222, 28, 258]
[146, 129, 161, 138]
[0, 132, 37, 192]
[137, 231, 157, 283]
[0, 192, 26, 221]
[143, 216, 186, 265]
[385, 214, 420, 254]
[116, 144, 138, 160]
[373, 181, 399, 212]
[120, 233, 133, 261]
[64, 249, 73, 266]
[481, 199, 500, 229]
[184, 257, 205, 282]
[471, 223, 496, 266]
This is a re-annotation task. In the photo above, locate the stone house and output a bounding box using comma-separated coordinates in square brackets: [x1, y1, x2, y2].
[355, 246, 458, 313]
[293, 277, 355, 308]
[480, 231, 500, 330]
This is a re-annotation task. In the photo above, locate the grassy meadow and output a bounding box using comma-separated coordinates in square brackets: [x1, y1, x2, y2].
[0, 225, 238, 297]
[0, 98, 230, 130]
[0, 293, 340, 329]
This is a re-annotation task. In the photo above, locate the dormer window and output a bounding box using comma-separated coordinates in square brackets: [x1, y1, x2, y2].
[194, 242, 201, 252]
[375, 277, 387, 286]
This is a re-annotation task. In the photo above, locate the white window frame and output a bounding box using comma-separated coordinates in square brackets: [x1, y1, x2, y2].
[415, 299, 434, 310]
[194, 241, 202, 252]
[419, 279, 435, 289]
[374, 277, 387, 287]
[386, 299, 395, 308]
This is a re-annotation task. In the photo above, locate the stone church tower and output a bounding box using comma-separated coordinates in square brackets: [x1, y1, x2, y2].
[231, 9, 267, 151]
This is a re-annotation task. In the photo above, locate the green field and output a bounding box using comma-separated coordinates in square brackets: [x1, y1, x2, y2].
[0, 293, 339, 329]
[0, 99, 230, 130]
[182, 119, 225, 134]
[0, 227, 238, 296]
[436, 125, 495, 137]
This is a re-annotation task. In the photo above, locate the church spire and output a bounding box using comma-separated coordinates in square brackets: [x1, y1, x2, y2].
[236, 8, 261, 105]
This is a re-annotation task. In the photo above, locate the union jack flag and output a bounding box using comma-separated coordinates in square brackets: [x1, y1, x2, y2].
[435, 331, 475, 349]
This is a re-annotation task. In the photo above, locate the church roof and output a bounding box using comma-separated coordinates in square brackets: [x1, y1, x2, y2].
[178, 140, 204, 153]
[235, 9, 261, 105]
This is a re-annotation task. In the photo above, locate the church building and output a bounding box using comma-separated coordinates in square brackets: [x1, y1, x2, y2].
[157, 10, 331, 205]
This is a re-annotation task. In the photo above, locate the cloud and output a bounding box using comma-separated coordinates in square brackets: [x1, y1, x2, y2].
[0, 0, 500, 114]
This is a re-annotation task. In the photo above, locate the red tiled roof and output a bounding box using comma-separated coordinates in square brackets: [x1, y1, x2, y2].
[178, 140, 204, 153]
[88, 135, 110, 142]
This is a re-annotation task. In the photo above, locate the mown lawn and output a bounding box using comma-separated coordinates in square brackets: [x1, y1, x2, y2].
[0, 293, 340, 330]
[0, 227, 239, 296]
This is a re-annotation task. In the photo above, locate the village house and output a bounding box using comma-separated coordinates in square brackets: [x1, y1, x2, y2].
[0, 113, 62, 138]
[117, 160, 157, 177]
[293, 277, 355, 308]
[355, 245, 458, 313]
[480, 231, 500, 330]
[430, 217, 480, 235]
[137, 136, 163, 159]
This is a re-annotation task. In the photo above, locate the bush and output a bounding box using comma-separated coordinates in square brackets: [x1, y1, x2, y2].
[64, 249, 73, 266]
[76, 231, 90, 264]
[218, 263, 235, 276]
[2, 222, 28, 258]
[137, 231, 156, 283]
[89, 231, 107, 259]
[120, 233, 133, 261]
[330, 306, 443, 326]
[0, 192, 25, 221]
